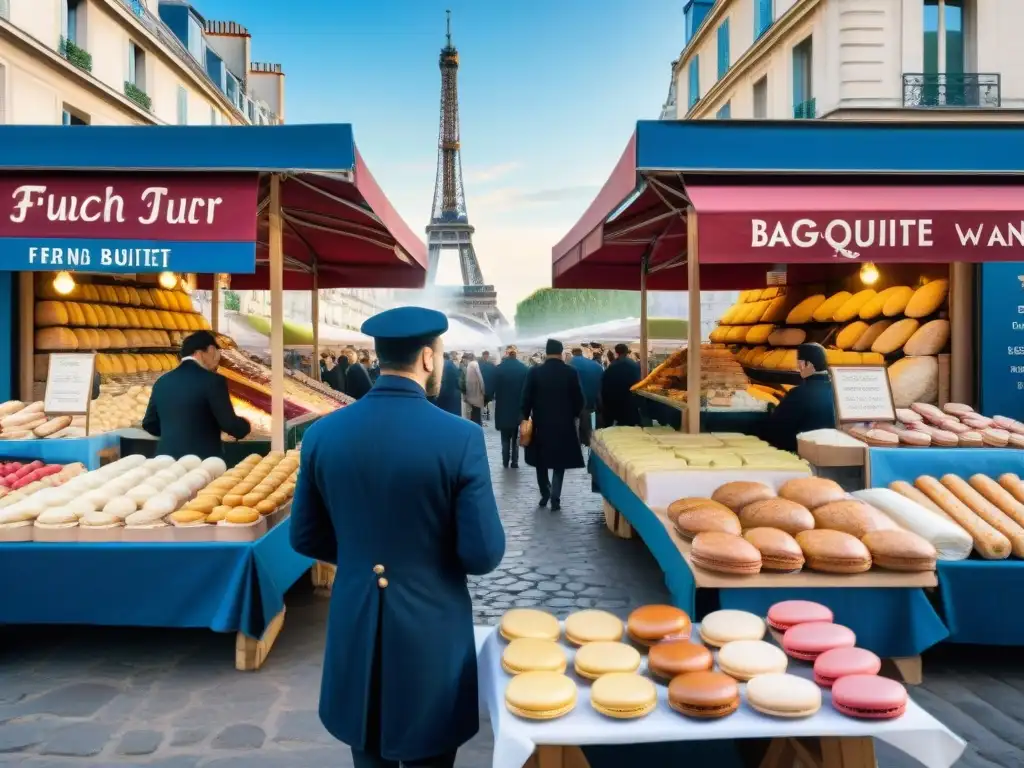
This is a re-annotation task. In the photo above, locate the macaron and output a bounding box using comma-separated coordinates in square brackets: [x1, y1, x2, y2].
[813, 647, 882, 687]
[590, 673, 657, 719]
[796, 529, 872, 574]
[690, 531, 762, 576]
[673, 505, 742, 540]
[573, 641, 642, 680]
[766, 600, 834, 632]
[504, 671, 577, 720]
[698, 609, 766, 647]
[745, 673, 822, 718]
[564, 609, 624, 645]
[646, 640, 713, 680]
[861, 529, 937, 572]
[500, 608, 560, 642]
[782, 622, 856, 662]
[831, 674, 908, 719]
[716, 639, 788, 681]
[667, 671, 740, 719]
[626, 605, 691, 645]
[501, 638, 568, 675]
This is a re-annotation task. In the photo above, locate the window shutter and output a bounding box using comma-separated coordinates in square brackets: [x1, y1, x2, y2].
[0, 63, 5, 124]
[0, 0, 9, 20]
[688, 56, 700, 109]
[716, 103, 731, 119]
[177, 87, 187, 125]
[717, 20, 730, 79]
[756, 0, 773, 39]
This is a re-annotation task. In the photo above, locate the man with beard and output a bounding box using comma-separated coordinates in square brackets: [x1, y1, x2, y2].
[291, 306, 505, 768]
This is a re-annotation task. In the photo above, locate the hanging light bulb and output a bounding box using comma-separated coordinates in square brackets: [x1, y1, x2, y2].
[158, 271, 178, 290]
[859, 262, 879, 286]
[52, 271, 76, 296]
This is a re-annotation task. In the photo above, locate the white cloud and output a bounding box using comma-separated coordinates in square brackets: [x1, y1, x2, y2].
[463, 161, 522, 184]
[473, 184, 598, 212]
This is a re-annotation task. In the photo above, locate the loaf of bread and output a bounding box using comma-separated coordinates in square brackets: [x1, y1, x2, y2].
[941, 474, 1024, 557]
[833, 290, 877, 323]
[871, 318, 920, 355]
[969, 475, 1024, 529]
[851, 320, 892, 352]
[836, 322, 869, 350]
[882, 286, 915, 317]
[859, 287, 904, 320]
[914, 476, 1009, 559]
[905, 279, 949, 318]
[35, 327, 78, 351]
[786, 296, 826, 325]
[768, 328, 806, 347]
[903, 319, 950, 356]
[997, 474, 1024, 505]
[33, 416, 72, 438]
[813, 292, 853, 323]
[853, 488, 972, 561]
[888, 356, 939, 408]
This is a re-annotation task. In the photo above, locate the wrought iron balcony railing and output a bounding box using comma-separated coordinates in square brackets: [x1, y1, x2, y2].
[903, 73, 1001, 108]
[793, 97, 816, 119]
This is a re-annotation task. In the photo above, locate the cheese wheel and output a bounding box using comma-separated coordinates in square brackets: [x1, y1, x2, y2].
[835, 321, 869, 350]
[888, 355, 939, 408]
[882, 286, 915, 317]
[833, 290, 877, 322]
[903, 319, 950, 356]
[767, 328, 806, 347]
[35, 301, 69, 327]
[36, 327, 78, 351]
[871, 318, 920, 355]
[786, 296, 826, 325]
[905, 279, 949, 318]
[812, 292, 852, 323]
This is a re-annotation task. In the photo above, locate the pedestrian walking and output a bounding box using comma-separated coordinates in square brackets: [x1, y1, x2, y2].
[479, 350, 497, 422]
[569, 346, 603, 448]
[521, 338, 585, 511]
[429, 351, 462, 416]
[493, 345, 528, 468]
[291, 306, 506, 768]
[464, 356, 486, 425]
[600, 343, 642, 427]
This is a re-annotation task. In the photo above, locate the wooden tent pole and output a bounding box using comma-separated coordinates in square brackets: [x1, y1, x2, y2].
[949, 262, 974, 406]
[686, 208, 701, 434]
[269, 174, 285, 451]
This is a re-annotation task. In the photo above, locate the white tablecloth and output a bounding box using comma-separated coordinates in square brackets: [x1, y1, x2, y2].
[473, 626, 964, 768]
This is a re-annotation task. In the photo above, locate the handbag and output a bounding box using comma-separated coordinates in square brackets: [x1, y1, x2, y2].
[519, 418, 533, 447]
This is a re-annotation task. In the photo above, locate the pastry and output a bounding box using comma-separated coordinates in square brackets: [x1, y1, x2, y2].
[861, 529, 937, 571]
[500, 638, 567, 675]
[982, 428, 1010, 447]
[782, 622, 856, 661]
[225, 507, 260, 525]
[673, 505, 741, 540]
[911, 402, 946, 422]
[778, 477, 846, 510]
[959, 431, 984, 448]
[963, 415, 994, 430]
[625, 605, 690, 645]
[813, 647, 882, 687]
[895, 408, 922, 424]
[710, 481, 775, 512]
[563, 610, 624, 645]
[667, 671, 739, 719]
[864, 429, 899, 447]
[690, 531, 762, 576]
[667, 497, 728, 524]
[898, 430, 931, 447]
[646, 640, 713, 679]
[572, 641, 642, 680]
[698, 609, 765, 647]
[766, 600, 833, 632]
[915, 476, 1010, 559]
[504, 671, 577, 720]
[796, 529, 872, 574]
[737, 498, 814, 535]
[716, 639, 788, 681]
[831, 674, 908, 720]
[811, 499, 899, 538]
[499, 609, 560, 642]
[590, 673, 656, 719]
[852, 488, 972, 561]
[742, 527, 804, 572]
[745, 673, 822, 718]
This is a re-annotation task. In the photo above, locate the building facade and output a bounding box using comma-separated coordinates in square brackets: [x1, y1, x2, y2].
[0, 0, 282, 127]
[669, 0, 1024, 122]
[238, 288, 393, 332]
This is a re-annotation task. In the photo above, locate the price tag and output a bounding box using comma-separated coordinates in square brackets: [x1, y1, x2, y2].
[830, 366, 896, 424]
[43, 353, 96, 416]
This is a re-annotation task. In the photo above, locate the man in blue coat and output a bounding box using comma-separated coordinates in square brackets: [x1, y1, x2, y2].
[569, 347, 603, 447]
[291, 306, 506, 768]
[493, 345, 528, 468]
[429, 351, 463, 416]
[600, 343, 642, 427]
[764, 343, 837, 452]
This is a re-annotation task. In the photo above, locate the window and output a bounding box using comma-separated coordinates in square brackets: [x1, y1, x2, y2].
[753, 75, 768, 118]
[176, 86, 187, 125]
[0, 63, 5, 124]
[62, 0, 84, 43]
[210, 107, 218, 125]
[226, 73, 239, 106]
[716, 103, 731, 119]
[127, 41, 145, 87]
[792, 37, 813, 117]
[187, 13, 206, 62]
[0, 0, 8, 20]
[923, 0, 973, 105]
[754, 0, 773, 40]
[688, 56, 700, 109]
[717, 20, 730, 79]
[62, 106, 89, 125]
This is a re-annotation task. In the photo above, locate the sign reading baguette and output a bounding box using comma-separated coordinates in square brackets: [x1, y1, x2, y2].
[44, 353, 96, 416]
[830, 366, 896, 424]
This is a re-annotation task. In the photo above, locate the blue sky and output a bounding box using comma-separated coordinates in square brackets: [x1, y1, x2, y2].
[197, 0, 684, 315]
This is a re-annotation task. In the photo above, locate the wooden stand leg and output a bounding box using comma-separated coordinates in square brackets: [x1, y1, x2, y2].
[603, 501, 634, 539]
[887, 655, 923, 685]
[819, 737, 876, 768]
[235, 608, 286, 671]
[311, 562, 336, 596]
[529, 746, 591, 768]
[759, 738, 797, 768]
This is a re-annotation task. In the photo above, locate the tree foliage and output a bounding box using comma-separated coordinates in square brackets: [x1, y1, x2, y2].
[514, 289, 640, 335]
[223, 290, 241, 311]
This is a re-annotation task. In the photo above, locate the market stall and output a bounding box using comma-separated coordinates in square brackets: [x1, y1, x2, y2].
[553, 120, 1024, 668]
[0, 124, 426, 668]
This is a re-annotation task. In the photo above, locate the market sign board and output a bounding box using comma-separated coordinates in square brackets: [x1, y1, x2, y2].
[830, 366, 896, 424]
[979, 262, 1024, 422]
[0, 174, 258, 274]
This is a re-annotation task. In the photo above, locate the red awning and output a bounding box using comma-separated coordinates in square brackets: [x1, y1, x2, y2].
[197, 151, 426, 291]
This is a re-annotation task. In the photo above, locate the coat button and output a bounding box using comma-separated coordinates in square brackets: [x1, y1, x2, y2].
[378, 577, 389, 588]
[373, 564, 385, 575]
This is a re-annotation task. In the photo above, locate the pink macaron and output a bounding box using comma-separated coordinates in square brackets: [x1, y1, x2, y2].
[813, 647, 882, 687]
[766, 600, 834, 632]
[782, 622, 856, 662]
[831, 674, 908, 720]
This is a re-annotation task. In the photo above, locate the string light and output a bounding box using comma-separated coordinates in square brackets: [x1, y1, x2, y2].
[158, 271, 178, 290]
[52, 271, 76, 295]
[859, 262, 879, 286]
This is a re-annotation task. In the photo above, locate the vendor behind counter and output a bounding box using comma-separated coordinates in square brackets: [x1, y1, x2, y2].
[761, 343, 836, 452]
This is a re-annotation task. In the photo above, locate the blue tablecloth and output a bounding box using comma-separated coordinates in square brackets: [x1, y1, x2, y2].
[0, 432, 122, 470]
[0, 517, 313, 638]
[869, 446, 1024, 645]
[590, 453, 948, 657]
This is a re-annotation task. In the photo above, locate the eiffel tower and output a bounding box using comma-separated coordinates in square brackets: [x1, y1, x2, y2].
[425, 11, 504, 329]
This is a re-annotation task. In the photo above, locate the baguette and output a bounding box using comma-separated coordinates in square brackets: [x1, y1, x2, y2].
[997, 473, 1024, 505]
[915, 475, 1010, 559]
[0, 401, 24, 418]
[33, 416, 73, 438]
[969, 475, 1024, 529]
[1, 409, 44, 429]
[889, 480, 953, 521]
[942, 474, 1024, 557]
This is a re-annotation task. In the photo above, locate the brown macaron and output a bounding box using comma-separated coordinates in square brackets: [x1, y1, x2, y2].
[690, 532, 762, 576]
[667, 497, 729, 524]
[743, 527, 805, 572]
[710, 481, 776, 513]
[738, 498, 815, 535]
[667, 671, 740, 719]
[626, 605, 691, 646]
[861, 530, 937, 572]
[647, 640, 714, 679]
[673, 505, 741, 541]
[811, 500, 898, 539]
[796, 529, 872, 574]
[778, 477, 846, 510]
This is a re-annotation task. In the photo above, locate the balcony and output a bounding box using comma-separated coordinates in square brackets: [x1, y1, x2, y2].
[903, 73, 1001, 109]
[59, 37, 93, 73]
[793, 98, 816, 119]
[124, 81, 152, 111]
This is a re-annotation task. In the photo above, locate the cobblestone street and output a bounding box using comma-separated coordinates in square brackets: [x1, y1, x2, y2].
[0, 427, 1020, 766]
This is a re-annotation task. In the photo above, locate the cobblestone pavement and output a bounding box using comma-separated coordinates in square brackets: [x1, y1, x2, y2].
[0, 425, 1019, 766]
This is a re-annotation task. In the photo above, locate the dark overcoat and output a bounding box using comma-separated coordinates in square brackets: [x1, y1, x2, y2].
[764, 372, 837, 452]
[344, 362, 373, 400]
[290, 375, 505, 762]
[432, 358, 463, 416]
[479, 360, 497, 401]
[600, 357, 642, 427]
[569, 355, 603, 411]
[521, 358, 585, 470]
[493, 357, 528, 431]
[141, 360, 251, 459]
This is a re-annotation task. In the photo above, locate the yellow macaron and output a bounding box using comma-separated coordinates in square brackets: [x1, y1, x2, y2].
[501, 638, 567, 676]
[499, 609, 560, 643]
[564, 609, 625, 645]
[572, 641, 642, 681]
[590, 673, 658, 719]
[505, 671, 577, 720]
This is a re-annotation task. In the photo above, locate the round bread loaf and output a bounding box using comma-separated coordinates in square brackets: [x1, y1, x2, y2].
[742, 527, 805, 572]
[667, 497, 729, 524]
[903, 319, 950, 356]
[811, 500, 899, 538]
[851, 319, 893, 352]
[711, 481, 776, 513]
[737, 498, 815, 535]
[888, 356, 939, 408]
[674, 505, 742, 541]
[778, 477, 846, 511]
[795, 529, 872, 574]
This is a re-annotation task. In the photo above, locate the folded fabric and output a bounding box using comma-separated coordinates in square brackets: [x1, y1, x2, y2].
[852, 488, 972, 561]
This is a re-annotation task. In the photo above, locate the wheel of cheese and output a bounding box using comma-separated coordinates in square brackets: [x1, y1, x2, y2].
[35, 327, 77, 351]
[882, 286, 915, 317]
[786, 296, 826, 325]
[905, 279, 949, 318]
[888, 356, 939, 408]
[812, 292, 853, 323]
[833, 290, 877, 322]
[835, 321, 869, 350]
[35, 301, 69, 327]
[871, 318, 920, 355]
[903, 319, 950, 356]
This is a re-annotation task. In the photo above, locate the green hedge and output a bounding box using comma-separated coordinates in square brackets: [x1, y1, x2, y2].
[514, 289, 639, 335]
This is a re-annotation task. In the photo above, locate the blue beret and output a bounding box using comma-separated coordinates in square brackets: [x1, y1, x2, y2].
[361, 306, 449, 340]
